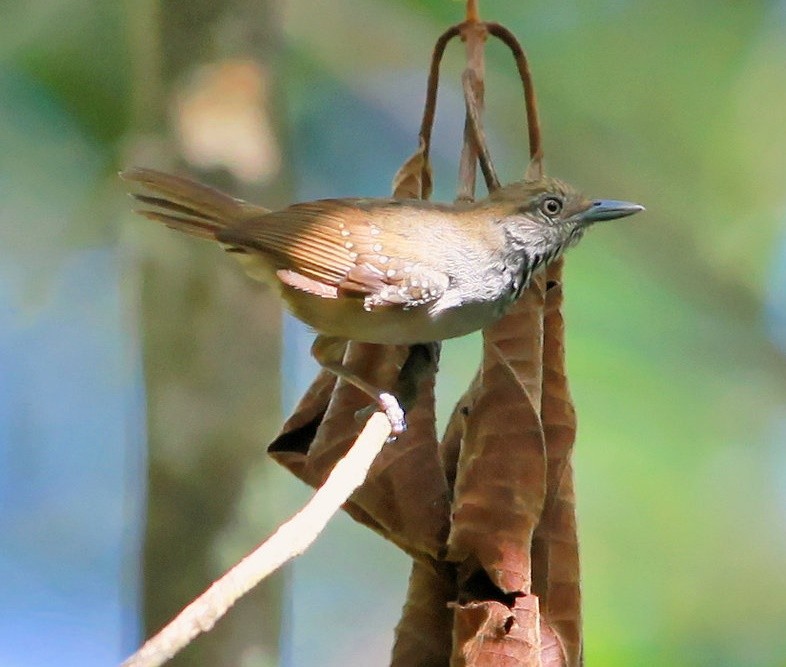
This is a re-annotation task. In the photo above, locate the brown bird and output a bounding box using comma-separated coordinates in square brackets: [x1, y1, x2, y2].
[121, 163, 642, 433]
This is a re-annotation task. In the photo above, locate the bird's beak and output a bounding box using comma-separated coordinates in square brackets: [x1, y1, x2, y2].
[582, 199, 645, 223]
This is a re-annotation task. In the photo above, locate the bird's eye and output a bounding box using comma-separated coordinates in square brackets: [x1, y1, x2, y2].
[540, 197, 563, 217]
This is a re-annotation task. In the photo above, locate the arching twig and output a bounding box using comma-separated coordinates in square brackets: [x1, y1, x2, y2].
[486, 22, 543, 160]
[418, 24, 462, 163]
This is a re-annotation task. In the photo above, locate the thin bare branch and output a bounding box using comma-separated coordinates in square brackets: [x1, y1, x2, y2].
[121, 413, 393, 667]
[486, 22, 542, 160]
[461, 69, 500, 192]
[465, 0, 480, 23]
[418, 24, 462, 163]
[456, 19, 488, 201]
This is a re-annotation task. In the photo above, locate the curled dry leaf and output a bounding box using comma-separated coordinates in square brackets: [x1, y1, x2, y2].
[540, 619, 568, 666]
[445, 343, 546, 594]
[390, 560, 456, 667]
[269, 362, 390, 538]
[269, 367, 338, 460]
[532, 463, 580, 667]
[270, 342, 450, 559]
[486, 273, 546, 408]
[450, 596, 542, 667]
[438, 370, 480, 493]
[531, 259, 582, 667]
[392, 137, 434, 200]
[538, 261, 577, 518]
[446, 276, 548, 594]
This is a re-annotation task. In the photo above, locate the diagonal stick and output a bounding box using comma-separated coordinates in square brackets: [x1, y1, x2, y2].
[121, 413, 393, 667]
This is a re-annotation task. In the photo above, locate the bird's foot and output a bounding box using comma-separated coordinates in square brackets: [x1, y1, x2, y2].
[378, 392, 407, 437]
[354, 393, 407, 439]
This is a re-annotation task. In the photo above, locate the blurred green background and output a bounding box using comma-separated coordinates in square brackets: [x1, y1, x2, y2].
[1, 0, 785, 665]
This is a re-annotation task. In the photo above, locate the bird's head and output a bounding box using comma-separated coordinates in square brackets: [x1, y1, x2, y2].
[489, 157, 644, 262]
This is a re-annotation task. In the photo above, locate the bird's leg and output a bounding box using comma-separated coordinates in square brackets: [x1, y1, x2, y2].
[395, 342, 440, 410]
[350, 342, 439, 428]
[310, 335, 407, 435]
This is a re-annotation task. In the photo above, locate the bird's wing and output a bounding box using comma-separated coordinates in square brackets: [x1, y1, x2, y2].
[338, 261, 449, 310]
[216, 200, 357, 284]
[216, 199, 450, 309]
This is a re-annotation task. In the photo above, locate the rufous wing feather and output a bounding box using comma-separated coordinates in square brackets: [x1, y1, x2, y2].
[218, 200, 450, 307]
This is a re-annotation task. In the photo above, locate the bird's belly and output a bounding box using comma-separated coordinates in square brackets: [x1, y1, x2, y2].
[283, 289, 508, 344]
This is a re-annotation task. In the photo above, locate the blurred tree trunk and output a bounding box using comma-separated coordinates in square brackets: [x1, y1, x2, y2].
[126, 0, 290, 665]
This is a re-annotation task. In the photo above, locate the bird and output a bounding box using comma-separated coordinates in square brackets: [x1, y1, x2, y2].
[121, 161, 643, 434]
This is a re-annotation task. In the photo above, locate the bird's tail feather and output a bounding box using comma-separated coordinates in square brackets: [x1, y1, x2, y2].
[120, 167, 256, 240]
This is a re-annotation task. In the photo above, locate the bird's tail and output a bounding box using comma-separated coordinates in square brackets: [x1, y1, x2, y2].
[120, 167, 262, 240]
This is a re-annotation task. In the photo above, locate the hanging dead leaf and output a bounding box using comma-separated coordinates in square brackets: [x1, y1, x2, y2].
[446, 277, 548, 594]
[450, 596, 542, 667]
[269, 342, 450, 559]
[390, 560, 456, 667]
[531, 259, 582, 666]
[268, 367, 338, 461]
[392, 137, 434, 199]
[532, 462, 580, 667]
[538, 261, 577, 518]
[486, 272, 546, 407]
[445, 343, 546, 594]
[540, 619, 568, 666]
[439, 371, 480, 492]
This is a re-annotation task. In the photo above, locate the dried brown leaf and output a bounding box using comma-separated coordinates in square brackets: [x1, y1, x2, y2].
[531, 259, 582, 666]
[446, 347, 545, 592]
[540, 620, 568, 666]
[446, 278, 548, 594]
[539, 261, 577, 517]
[450, 596, 541, 667]
[438, 370, 480, 493]
[269, 367, 338, 462]
[392, 137, 433, 200]
[269, 348, 389, 538]
[485, 273, 546, 408]
[532, 463, 580, 667]
[269, 342, 450, 558]
[391, 560, 456, 667]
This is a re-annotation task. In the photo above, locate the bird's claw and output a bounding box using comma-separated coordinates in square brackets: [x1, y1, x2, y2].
[378, 392, 407, 437]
